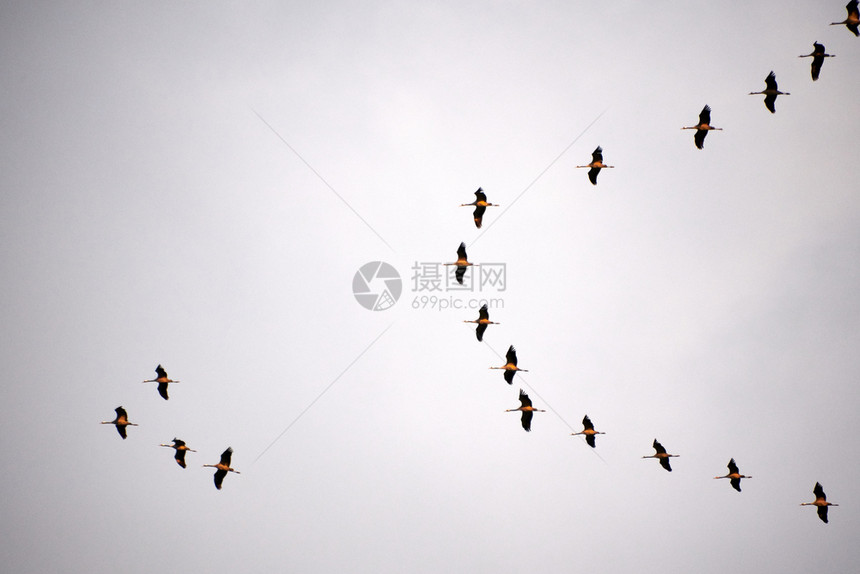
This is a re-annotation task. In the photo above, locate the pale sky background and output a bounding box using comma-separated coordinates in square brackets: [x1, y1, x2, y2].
[2, 1, 859, 572]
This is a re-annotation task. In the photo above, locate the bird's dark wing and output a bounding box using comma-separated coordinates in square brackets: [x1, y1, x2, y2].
[157, 382, 169, 400]
[588, 167, 600, 185]
[817, 505, 829, 523]
[115, 406, 128, 419]
[764, 94, 777, 113]
[478, 304, 489, 321]
[455, 266, 466, 285]
[582, 415, 594, 431]
[727, 459, 739, 474]
[476, 322, 488, 342]
[521, 410, 533, 432]
[592, 146, 603, 162]
[849, 22, 859, 36]
[518, 389, 532, 408]
[506, 346, 517, 365]
[116, 425, 127, 440]
[699, 105, 711, 125]
[811, 56, 823, 81]
[214, 469, 227, 490]
[694, 129, 706, 150]
[730, 478, 741, 492]
[156, 365, 167, 378]
[174, 439, 186, 448]
[586, 434, 596, 448]
[813, 42, 825, 54]
[660, 457, 672, 472]
[813, 482, 826, 500]
[474, 189, 487, 202]
[457, 242, 467, 259]
[473, 205, 486, 228]
[504, 370, 515, 385]
[175, 449, 187, 468]
[653, 439, 666, 454]
[764, 71, 777, 90]
[220, 447, 233, 466]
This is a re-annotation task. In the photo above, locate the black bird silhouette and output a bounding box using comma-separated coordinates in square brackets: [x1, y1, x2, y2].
[576, 146, 614, 185]
[464, 304, 498, 341]
[682, 105, 722, 149]
[505, 389, 545, 432]
[100, 406, 138, 439]
[490, 345, 528, 384]
[460, 188, 497, 228]
[749, 72, 790, 113]
[203, 447, 241, 490]
[799, 42, 835, 81]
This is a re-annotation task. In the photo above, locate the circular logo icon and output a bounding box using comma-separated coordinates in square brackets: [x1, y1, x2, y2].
[353, 261, 402, 311]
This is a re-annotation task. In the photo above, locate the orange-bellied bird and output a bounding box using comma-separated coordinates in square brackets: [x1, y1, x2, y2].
[576, 146, 614, 185]
[101, 406, 138, 440]
[460, 187, 497, 229]
[203, 447, 241, 490]
[505, 389, 545, 432]
[490, 345, 528, 385]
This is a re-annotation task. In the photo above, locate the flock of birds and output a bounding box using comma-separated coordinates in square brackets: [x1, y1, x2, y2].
[98, 0, 860, 512]
[450, 1, 858, 524]
[100, 365, 240, 490]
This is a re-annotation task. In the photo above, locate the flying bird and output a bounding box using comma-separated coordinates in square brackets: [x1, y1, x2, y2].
[799, 42, 835, 81]
[143, 364, 179, 400]
[749, 72, 790, 113]
[571, 415, 605, 448]
[203, 447, 241, 490]
[642, 439, 678, 472]
[100, 406, 138, 439]
[464, 304, 498, 341]
[830, 0, 859, 36]
[490, 345, 528, 384]
[505, 389, 545, 432]
[445, 242, 476, 285]
[801, 482, 839, 523]
[160, 438, 197, 468]
[576, 146, 614, 185]
[714, 458, 751, 492]
[460, 187, 497, 228]
[682, 105, 722, 149]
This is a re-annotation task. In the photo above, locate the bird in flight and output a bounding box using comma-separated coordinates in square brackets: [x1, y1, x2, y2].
[799, 42, 835, 81]
[749, 72, 790, 113]
[101, 406, 138, 440]
[160, 438, 197, 468]
[571, 415, 605, 448]
[682, 105, 722, 149]
[204, 447, 241, 490]
[642, 439, 678, 472]
[576, 146, 614, 185]
[460, 188, 497, 229]
[830, 0, 859, 36]
[490, 345, 528, 384]
[505, 389, 545, 432]
[464, 304, 498, 341]
[801, 482, 839, 523]
[143, 364, 180, 401]
[714, 458, 751, 492]
[445, 242, 476, 285]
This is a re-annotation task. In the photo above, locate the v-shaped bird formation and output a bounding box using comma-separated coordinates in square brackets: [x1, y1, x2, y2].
[100, 1, 854, 515]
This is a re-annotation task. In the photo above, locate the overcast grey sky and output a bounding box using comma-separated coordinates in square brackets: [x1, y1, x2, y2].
[2, 1, 859, 572]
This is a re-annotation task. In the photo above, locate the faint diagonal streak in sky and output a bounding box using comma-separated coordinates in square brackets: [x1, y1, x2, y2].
[251, 108, 395, 253]
[481, 334, 608, 463]
[471, 107, 609, 248]
[252, 323, 395, 466]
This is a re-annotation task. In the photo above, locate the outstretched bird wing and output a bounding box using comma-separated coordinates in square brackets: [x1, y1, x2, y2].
[520, 410, 533, 432]
[155, 364, 168, 379]
[220, 447, 233, 466]
[157, 382, 169, 400]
